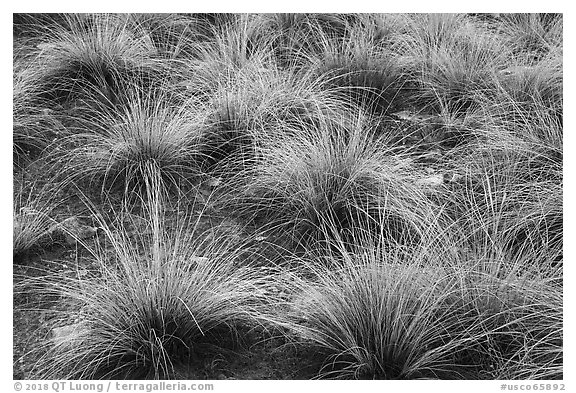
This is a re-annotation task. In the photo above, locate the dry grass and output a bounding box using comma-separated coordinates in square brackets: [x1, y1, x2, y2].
[228, 111, 444, 249]
[13, 13, 562, 380]
[13, 180, 64, 260]
[275, 225, 562, 379]
[29, 181, 277, 379]
[51, 88, 206, 196]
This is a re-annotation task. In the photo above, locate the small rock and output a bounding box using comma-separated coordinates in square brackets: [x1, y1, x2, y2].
[420, 149, 443, 163]
[444, 173, 464, 183]
[392, 111, 415, 121]
[190, 255, 209, 265]
[54, 216, 99, 246]
[176, 81, 195, 90]
[206, 177, 222, 188]
[51, 323, 84, 346]
[18, 206, 37, 215]
[392, 111, 437, 122]
[416, 174, 444, 187]
[499, 65, 534, 77]
[36, 43, 55, 51]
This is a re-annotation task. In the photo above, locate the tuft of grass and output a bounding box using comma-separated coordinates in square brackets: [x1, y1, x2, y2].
[53, 90, 206, 196]
[13, 66, 63, 162]
[13, 14, 70, 40]
[395, 14, 509, 116]
[126, 14, 209, 60]
[32, 182, 275, 379]
[181, 14, 277, 98]
[499, 13, 562, 62]
[198, 65, 344, 174]
[230, 112, 441, 248]
[278, 227, 562, 379]
[451, 151, 562, 272]
[282, 257, 458, 379]
[26, 13, 166, 110]
[248, 14, 358, 70]
[446, 103, 562, 270]
[493, 51, 563, 125]
[306, 17, 408, 116]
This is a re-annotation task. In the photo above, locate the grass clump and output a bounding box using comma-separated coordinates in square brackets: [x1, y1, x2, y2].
[395, 14, 509, 116]
[199, 66, 343, 174]
[54, 90, 206, 196]
[26, 13, 166, 111]
[279, 229, 562, 379]
[446, 104, 562, 270]
[451, 152, 562, 273]
[493, 52, 563, 125]
[233, 113, 440, 248]
[126, 14, 209, 60]
[13, 66, 64, 163]
[499, 13, 562, 62]
[248, 14, 358, 69]
[308, 19, 408, 116]
[181, 14, 277, 98]
[282, 250, 458, 379]
[33, 187, 274, 379]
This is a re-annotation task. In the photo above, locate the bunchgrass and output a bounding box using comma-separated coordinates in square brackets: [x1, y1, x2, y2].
[493, 51, 563, 125]
[230, 111, 442, 249]
[443, 79, 562, 265]
[13, 62, 65, 163]
[52, 88, 206, 196]
[31, 177, 276, 379]
[306, 17, 408, 116]
[395, 14, 509, 116]
[198, 64, 344, 174]
[25, 13, 166, 110]
[249, 14, 358, 69]
[181, 14, 277, 98]
[499, 13, 562, 62]
[278, 224, 562, 379]
[448, 126, 562, 272]
[126, 14, 209, 59]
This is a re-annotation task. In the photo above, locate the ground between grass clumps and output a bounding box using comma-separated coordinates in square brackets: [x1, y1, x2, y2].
[13, 13, 562, 380]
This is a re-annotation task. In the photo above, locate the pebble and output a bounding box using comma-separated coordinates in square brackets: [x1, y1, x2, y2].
[416, 174, 444, 187]
[190, 255, 209, 265]
[207, 177, 222, 188]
